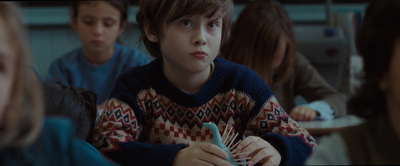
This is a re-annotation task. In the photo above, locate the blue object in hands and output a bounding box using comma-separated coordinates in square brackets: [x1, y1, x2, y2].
[203, 122, 239, 166]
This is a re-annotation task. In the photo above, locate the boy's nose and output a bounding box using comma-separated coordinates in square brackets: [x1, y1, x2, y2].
[193, 26, 207, 46]
[93, 23, 104, 36]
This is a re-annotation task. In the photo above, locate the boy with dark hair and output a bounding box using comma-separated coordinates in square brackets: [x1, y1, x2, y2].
[93, 0, 316, 165]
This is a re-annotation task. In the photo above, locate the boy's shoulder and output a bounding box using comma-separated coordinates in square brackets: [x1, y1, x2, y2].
[120, 58, 159, 78]
[215, 57, 258, 77]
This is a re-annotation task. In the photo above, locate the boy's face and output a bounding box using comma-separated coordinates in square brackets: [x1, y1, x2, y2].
[72, 1, 124, 57]
[0, 22, 15, 119]
[151, 13, 222, 74]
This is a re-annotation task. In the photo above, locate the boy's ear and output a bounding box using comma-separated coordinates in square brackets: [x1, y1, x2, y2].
[71, 14, 77, 31]
[144, 24, 158, 42]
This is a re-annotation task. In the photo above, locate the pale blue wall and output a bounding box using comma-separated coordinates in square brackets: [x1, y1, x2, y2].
[22, 4, 367, 79]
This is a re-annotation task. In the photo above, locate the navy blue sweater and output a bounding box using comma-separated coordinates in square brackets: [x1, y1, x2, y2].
[93, 57, 316, 166]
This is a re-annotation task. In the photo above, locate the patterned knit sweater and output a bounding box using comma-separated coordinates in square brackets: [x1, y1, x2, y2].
[93, 57, 316, 166]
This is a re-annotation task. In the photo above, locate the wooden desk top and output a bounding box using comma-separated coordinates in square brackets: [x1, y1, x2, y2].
[297, 115, 364, 135]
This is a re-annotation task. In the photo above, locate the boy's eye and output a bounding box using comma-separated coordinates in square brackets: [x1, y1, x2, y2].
[208, 22, 217, 29]
[104, 19, 116, 27]
[104, 22, 114, 27]
[181, 20, 192, 27]
[82, 18, 94, 25]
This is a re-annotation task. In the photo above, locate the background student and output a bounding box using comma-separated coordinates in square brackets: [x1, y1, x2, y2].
[221, 0, 346, 121]
[0, 2, 118, 165]
[307, 0, 400, 164]
[93, 0, 316, 166]
[47, 0, 150, 109]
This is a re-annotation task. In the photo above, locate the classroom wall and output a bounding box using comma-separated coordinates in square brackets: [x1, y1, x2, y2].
[22, 4, 367, 88]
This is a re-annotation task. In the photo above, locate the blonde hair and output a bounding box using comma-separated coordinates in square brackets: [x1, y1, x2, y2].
[0, 2, 44, 148]
[136, 0, 234, 58]
[222, 0, 296, 87]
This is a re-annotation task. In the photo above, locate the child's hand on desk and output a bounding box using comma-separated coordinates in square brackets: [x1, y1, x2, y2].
[173, 142, 233, 166]
[290, 106, 317, 121]
[236, 136, 281, 166]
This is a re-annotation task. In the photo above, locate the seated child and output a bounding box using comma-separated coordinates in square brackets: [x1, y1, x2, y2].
[221, 0, 346, 121]
[93, 0, 316, 166]
[47, 0, 151, 109]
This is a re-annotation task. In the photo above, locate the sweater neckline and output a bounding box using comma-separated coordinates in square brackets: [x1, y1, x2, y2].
[150, 57, 227, 107]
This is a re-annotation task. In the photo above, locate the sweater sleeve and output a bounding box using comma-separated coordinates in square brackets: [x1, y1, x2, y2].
[92, 75, 188, 166]
[248, 96, 316, 165]
[244, 71, 316, 165]
[294, 53, 347, 118]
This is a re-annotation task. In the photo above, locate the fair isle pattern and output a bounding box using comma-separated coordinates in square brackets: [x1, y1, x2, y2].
[246, 97, 317, 149]
[136, 88, 253, 130]
[94, 88, 316, 152]
[138, 88, 249, 145]
[93, 99, 140, 151]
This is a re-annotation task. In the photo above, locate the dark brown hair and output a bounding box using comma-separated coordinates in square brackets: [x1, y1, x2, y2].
[42, 80, 97, 142]
[222, 0, 296, 87]
[348, 0, 400, 118]
[136, 0, 234, 58]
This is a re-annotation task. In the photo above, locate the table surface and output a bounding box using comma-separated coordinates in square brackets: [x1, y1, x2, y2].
[297, 115, 364, 135]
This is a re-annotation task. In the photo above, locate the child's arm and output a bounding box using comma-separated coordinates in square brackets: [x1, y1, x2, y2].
[244, 95, 316, 165]
[93, 98, 188, 166]
[294, 53, 346, 118]
[234, 68, 316, 165]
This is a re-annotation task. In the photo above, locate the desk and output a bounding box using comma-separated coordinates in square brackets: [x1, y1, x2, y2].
[297, 115, 364, 136]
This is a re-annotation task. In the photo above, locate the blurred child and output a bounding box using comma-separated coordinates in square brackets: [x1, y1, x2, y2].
[222, 0, 346, 121]
[47, 0, 150, 109]
[307, 0, 400, 164]
[0, 2, 118, 165]
[42, 80, 97, 143]
[93, 0, 316, 165]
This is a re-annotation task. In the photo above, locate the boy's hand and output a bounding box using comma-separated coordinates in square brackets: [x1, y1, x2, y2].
[290, 106, 317, 121]
[173, 142, 233, 166]
[236, 136, 281, 166]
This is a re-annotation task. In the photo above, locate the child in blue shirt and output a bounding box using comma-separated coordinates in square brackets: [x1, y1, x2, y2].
[93, 0, 316, 166]
[47, 0, 150, 108]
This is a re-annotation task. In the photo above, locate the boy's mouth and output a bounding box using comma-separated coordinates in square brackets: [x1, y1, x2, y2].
[92, 40, 103, 46]
[190, 51, 208, 58]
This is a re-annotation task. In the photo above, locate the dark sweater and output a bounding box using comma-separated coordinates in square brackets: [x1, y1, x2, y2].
[93, 57, 316, 166]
